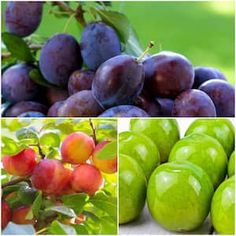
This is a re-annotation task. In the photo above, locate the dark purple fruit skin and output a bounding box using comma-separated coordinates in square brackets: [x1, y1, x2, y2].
[5, 101, 48, 117]
[99, 105, 149, 117]
[18, 111, 45, 117]
[45, 87, 69, 106]
[2, 64, 40, 103]
[92, 55, 144, 108]
[68, 69, 95, 95]
[193, 67, 227, 88]
[199, 79, 235, 117]
[39, 34, 82, 87]
[58, 90, 103, 117]
[5, 2, 43, 37]
[172, 89, 216, 117]
[80, 22, 121, 70]
[143, 51, 194, 98]
[47, 101, 65, 117]
[156, 98, 174, 117]
[134, 94, 161, 116]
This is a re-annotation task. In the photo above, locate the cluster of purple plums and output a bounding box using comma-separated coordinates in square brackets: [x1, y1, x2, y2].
[2, 2, 235, 117]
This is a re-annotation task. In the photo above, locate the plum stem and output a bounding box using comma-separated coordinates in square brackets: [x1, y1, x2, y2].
[89, 119, 97, 145]
[136, 41, 155, 63]
[2, 177, 31, 189]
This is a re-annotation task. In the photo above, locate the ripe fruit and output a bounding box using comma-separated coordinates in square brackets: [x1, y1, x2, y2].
[31, 159, 71, 194]
[92, 55, 144, 108]
[172, 89, 216, 117]
[68, 70, 95, 95]
[19, 112, 45, 117]
[130, 119, 179, 162]
[147, 161, 214, 232]
[119, 154, 147, 224]
[185, 119, 235, 157]
[143, 51, 194, 98]
[80, 22, 121, 70]
[47, 101, 65, 117]
[199, 79, 235, 117]
[61, 132, 95, 164]
[155, 98, 174, 117]
[71, 164, 103, 195]
[119, 131, 160, 179]
[99, 105, 149, 117]
[58, 90, 103, 117]
[3, 148, 37, 176]
[39, 34, 82, 87]
[228, 151, 235, 177]
[193, 66, 227, 89]
[12, 206, 35, 225]
[2, 64, 40, 103]
[1, 201, 10, 229]
[169, 133, 227, 188]
[5, 2, 43, 37]
[45, 87, 69, 106]
[92, 141, 117, 174]
[211, 177, 235, 234]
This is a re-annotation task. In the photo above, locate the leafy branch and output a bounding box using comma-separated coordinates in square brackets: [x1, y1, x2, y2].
[2, 177, 31, 188]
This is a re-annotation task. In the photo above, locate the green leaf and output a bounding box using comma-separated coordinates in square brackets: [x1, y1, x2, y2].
[99, 217, 117, 234]
[74, 224, 89, 235]
[2, 222, 36, 235]
[17, 186, 37, 205]
[95, 141, 117, 160]
[2, 185, 21, 197]
[29, 68, 56, 87]
[16, 127, 38, 143]
[39, 130, 61, 147]
[1, 136, 27, 155]
[48, 221, 77, 235]
[45, 206, 77, 218]
[89, 192, 117, 220]
[32, 191, 42, 218]
[62, 193, 88, 215]
[2, 32, 35, 62]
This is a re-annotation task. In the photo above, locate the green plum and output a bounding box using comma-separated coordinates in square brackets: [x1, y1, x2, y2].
[228, 151, 235, 177]
[119, 131, 160, 179]
[147, 161, 214, 232]
[211, 176, 235, 234]
[169, 133, 227, 188]
[130, 119, 180, 163]
[119, 154, 147, 224]
[185, 119, 234, 157]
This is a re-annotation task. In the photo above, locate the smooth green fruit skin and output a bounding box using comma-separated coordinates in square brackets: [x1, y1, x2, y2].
[211, 176, 235, 234]
[119, 154, 147, 224]
[119, 131, 160, 179]
[147, 161, 214, 232]
[228, 151, 235, 177]
[185, 119, 235, 157]
[130, 119, 180, 163]
[169, 133, 227, 188]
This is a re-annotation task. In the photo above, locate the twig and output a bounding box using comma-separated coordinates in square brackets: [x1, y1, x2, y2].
[2, 177, 31, 188]
[31, 143, 45, 159]
[36, 227, 48, 235]
[89, 119, 97, 144]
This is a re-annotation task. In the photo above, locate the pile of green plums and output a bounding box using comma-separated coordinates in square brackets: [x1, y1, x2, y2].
[119, 119, 235, 234]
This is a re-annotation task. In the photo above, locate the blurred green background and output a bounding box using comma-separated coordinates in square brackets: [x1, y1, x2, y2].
[1, 1, 235, 84]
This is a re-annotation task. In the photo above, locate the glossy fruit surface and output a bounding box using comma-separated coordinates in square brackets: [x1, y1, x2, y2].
[185, 119, 235, 157]
[1, 201, 10, 229]
[155, 98, 174, 117]
[18, 111, 45, 117]
[147, 161, 214, 232]
[228, 151, 235, 177]
[130, 119, 179, 162]
[61, 132, 95, 164]
[199, 79, 235, 117]
[143, 51, 194, 98]
[3, 148, 37, 176]
[119, 154, 147, 224]
[92, 55, 144, 108]
[119, 131, 160, 179]
[172, 89, 216, 117]
[71, 164, 103, 195]
[45, 87, 68, 105]
[211, 177, 235, 234]
[12, 206, 35, 225]
[92, 141, 117, 174]
[169, 133, 227, 188]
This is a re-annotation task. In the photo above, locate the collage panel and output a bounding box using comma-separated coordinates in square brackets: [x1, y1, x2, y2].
[118, 118, 235, 235]
[1, 118, 118, 235]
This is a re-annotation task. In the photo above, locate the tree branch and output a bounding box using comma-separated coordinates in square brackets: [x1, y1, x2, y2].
[2, 177, 31, 188]
[89, 119, 97, 145]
